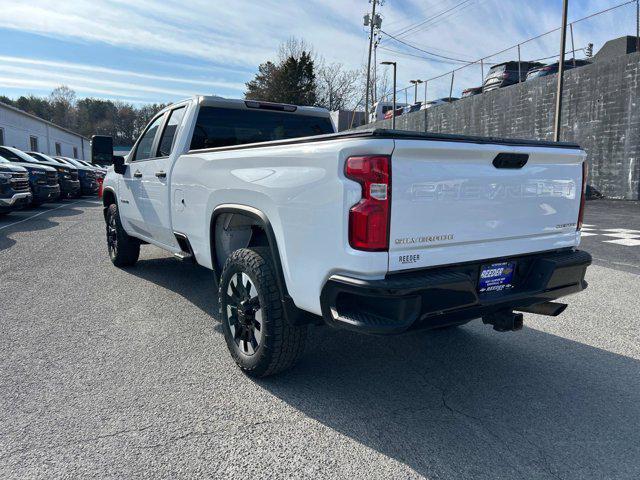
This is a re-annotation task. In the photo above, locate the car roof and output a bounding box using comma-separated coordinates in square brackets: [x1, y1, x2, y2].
[490, 60, 543, 69]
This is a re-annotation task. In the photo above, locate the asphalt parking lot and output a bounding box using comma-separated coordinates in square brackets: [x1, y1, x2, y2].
[1, 199, 639, 479]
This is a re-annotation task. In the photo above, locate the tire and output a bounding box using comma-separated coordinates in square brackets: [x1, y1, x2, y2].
[219, 247, 307, 377]
[106, 203, 140, 267]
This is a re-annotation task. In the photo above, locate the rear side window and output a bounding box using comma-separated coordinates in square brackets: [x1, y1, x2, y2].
[157, 107, 186, 157]
[190, 107, 334, 150]
[133, 115, 165, 161]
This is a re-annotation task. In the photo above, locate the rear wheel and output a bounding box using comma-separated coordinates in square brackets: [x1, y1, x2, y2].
[219, 247, 307, 377]
[106, 203, 140, 267]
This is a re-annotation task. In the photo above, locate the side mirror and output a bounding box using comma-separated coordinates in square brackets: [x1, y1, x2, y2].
[91, 135, 114, 166]
[113, 155, 127, 175]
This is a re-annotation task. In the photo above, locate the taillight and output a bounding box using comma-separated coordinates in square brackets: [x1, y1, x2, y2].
[577, 160, 588, 230]
[345, 155, 391, 251]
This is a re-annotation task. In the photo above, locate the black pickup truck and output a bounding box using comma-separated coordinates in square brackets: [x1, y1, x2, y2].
[0, 146, 60, 205]
[0, 158, 31, 214]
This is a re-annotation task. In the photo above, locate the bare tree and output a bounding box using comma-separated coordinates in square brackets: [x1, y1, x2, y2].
[316, 61, 361, 111]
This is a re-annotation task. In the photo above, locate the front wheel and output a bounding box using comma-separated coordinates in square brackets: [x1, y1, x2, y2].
[106, 203, 140, 267]
[219, 247, 307, 377]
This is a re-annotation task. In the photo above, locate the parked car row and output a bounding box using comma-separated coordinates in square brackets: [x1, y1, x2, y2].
[370, 58, 592, 122]
[0, 146, 105, 215]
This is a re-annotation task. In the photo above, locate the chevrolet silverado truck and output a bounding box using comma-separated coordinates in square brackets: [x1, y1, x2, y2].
[0, 147, 60, 205]
[99, 96, 591, 377]
[27, 152, 81, 199]
[0, 157, 31, 214]
[55, 157, 99, 196]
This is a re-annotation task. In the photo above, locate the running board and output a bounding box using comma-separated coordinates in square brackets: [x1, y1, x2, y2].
[173, 232, 195, 262]
[173, 251, 194, 262]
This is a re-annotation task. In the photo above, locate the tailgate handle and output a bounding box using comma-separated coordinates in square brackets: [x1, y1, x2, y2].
[493, 153, 529, 169]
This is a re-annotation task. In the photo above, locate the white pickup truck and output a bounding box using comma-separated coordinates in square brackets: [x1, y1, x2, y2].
[99, 95, 591, 377]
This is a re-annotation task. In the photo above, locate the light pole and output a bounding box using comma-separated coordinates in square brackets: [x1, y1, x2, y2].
[410, 80, 423, 104]
[381, 61, 397, 129]
[554, 0, 569, 142]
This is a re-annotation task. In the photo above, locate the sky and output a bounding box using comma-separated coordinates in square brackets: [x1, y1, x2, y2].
[0, 0, 633, 106]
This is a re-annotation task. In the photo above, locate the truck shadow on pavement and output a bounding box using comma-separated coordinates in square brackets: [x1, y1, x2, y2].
[257, 324, 640, 479]
[127, 256, 218, 315]
[0, 204, 84, 252]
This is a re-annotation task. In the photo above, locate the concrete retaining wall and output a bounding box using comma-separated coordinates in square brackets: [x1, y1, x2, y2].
[361, 52, 640, 199]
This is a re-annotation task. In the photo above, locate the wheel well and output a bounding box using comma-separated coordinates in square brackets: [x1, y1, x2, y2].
[102, 189, 116, 207]
[211, 211, 269, 274]
[102, 189, 116, 220]
[210, 206, 320, 327]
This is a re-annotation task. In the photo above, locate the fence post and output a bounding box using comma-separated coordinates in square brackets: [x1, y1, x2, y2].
[424, 81, 428, 103]
[637, 0, 639, 53]
[449, 71, 455, 99]
[480, 58, 484, 86]
[517, 44, 522, 82]
[570, 23, 576, 67]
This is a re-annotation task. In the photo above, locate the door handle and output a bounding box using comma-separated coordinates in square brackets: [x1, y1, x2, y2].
[133, 170, 142, 178]
[155, 171, 167, 179]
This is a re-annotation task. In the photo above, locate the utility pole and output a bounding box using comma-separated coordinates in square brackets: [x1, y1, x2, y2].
[364, 0, 378, 122]
[554, 0, 569, 142]
[381, 61, 397, 129]
[373, 33, 379, 103]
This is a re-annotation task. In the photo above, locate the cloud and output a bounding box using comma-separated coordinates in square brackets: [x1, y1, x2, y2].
[0, 0, 633, 103]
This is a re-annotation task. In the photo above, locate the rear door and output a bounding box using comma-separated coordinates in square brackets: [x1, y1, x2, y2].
[388, 139, 585, 272]
[122, 106, 187, 247]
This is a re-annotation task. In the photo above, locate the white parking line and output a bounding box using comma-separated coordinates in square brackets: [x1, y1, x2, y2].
[0, 199, 90, 231]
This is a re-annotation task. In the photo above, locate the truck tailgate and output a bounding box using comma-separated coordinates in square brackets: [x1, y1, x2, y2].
[388, 139, 585, 272]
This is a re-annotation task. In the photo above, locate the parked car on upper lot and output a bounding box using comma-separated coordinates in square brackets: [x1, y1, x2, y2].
[526, 59, 591, 81]
[421, 97, 459, 109]
[370, 101, 409, 122]
[461, 86, 483, 98]
[384, 106, 405, 119]
[0, 157, 31, 214]
[483, 61, 544, 91]
[402, 102, 423, 115]
[0, 146, 60, 205]
[99, 95, 591, 377]
[27, 151, 80, 199]
[55, 157, 99, 196]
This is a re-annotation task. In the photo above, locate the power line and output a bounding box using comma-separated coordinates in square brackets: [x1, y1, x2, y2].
[389, 0, 461, 36]
[394, 0, 473, 38]
[378, 46, 480, 65]
[380, 29, 472, 63]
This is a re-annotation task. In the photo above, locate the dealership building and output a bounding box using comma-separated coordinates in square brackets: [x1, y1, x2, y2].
[0, 101, 90, 160]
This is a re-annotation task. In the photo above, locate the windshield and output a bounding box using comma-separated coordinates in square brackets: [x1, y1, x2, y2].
[0, 147, 40, 164]
[190, 107, 335, 150]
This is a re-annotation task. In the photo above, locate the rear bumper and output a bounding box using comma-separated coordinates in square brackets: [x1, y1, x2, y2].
[320, 249, 591, 335]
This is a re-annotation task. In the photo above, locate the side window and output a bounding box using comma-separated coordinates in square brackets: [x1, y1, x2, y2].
[55, 142, 62, 156]
[0, 128, 4, 146]
[132, 114, 165, 162]
[73, 146, 78, 158]
[156, 107, 186, 157]
[30, 136, 39, 151]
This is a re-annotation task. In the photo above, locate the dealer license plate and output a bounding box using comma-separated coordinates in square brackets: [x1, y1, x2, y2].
[478, 261, 516, 294]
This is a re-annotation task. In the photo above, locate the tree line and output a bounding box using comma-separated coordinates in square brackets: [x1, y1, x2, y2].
[0, 86, 167, 146]
[0, 38, 386, 144]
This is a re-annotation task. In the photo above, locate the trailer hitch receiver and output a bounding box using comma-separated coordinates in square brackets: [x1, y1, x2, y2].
[482, 311, 524, 332]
